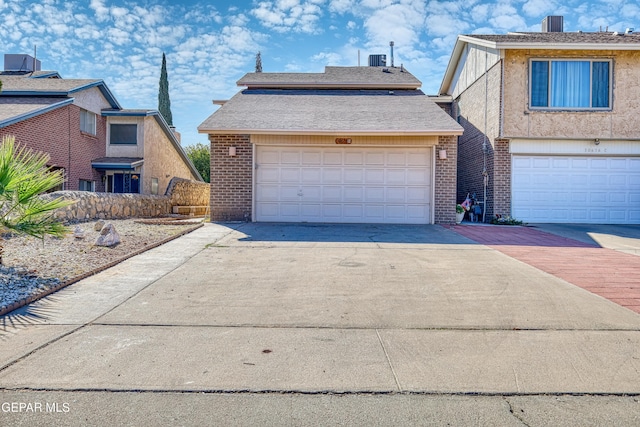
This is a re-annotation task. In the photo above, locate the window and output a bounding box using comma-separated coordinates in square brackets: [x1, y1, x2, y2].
[110, 124, 137, 145]
[530, 59, 611, 109]
[80, 109, 96, 135]
[79, 179, 95, 191]
[151, 177, 159, 195]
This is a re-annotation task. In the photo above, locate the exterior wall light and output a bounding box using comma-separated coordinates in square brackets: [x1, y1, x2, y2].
[439, 149, 447, 160]
[594, 138, 600, 145]
[229, 146, 237, 156]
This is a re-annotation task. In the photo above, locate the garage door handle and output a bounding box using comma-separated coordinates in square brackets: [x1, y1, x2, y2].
[297, 190, 303, 196]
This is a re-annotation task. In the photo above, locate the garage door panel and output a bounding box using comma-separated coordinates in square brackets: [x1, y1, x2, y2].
[343, 187, 364, 202]
[513, 155, 640, 224]
[256, 146, 432, 224]
[323, 168, 342, 183]
[280, 168, 300, 183]
[344, 169, 364, 183]
[301, 168, 321, 183]
[258, 167, 279, 182]
[386, 170, 406, 185]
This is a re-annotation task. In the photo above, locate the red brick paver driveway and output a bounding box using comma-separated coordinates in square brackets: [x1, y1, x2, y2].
[446, 224, 640, 314]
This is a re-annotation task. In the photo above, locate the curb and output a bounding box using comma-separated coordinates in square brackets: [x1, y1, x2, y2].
[0, 223, 204, 318]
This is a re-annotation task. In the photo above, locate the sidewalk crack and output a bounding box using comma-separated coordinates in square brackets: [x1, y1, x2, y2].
[375, 329, 402, 392]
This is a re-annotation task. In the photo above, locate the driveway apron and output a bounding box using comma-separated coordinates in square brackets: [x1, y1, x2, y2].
[1, 222, 640, 425]
[448, 224, 640, 314]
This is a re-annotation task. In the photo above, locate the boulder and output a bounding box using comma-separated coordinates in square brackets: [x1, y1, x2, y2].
[94, 220, 105, 231]
[73, 225, 85, 239]
[95, 223, 121, 247]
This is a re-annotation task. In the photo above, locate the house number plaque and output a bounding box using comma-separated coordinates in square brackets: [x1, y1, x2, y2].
[335, 138, 352, 144]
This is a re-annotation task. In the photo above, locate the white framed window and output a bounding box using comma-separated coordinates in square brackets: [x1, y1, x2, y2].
[80, 109, 96, 135]
[79, 179, 95, 191]
[110, 124, 137, 145]
[530, 59, 612, 110]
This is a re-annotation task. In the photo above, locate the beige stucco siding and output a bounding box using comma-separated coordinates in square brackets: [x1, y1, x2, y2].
[106, 116, 145, 158]
[251, 135, 439, 146]
[72, 87, 112, 114]
[502, 49, 640, 139]
[143, 117, 197, 194]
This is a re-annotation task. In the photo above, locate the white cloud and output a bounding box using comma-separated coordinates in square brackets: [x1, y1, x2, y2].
[522, 0, 558, 18]
[251, 0, 325, 33]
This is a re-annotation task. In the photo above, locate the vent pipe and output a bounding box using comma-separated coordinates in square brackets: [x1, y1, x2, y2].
[389, 41, 394, 67]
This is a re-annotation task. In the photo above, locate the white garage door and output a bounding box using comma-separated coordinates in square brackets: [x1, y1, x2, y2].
[256, 146, 432, 224]
[512, 155, 640, 224]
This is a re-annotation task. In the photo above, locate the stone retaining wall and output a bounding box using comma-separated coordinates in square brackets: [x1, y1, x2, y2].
[42, 178, 209, 222]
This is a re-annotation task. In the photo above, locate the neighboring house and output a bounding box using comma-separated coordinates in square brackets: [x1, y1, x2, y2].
[439, 16, 640, 224]
[198, 65, 463, 224]
[0, 54, 202, 194]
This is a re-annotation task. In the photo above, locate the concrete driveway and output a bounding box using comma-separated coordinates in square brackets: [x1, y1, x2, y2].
[1, 223, 640, 426]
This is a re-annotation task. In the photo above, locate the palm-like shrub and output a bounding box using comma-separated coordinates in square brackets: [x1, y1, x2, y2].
[0, 136, 72, 263]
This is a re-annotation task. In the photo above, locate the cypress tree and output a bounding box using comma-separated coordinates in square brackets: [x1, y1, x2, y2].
[158, 52, 173, 126]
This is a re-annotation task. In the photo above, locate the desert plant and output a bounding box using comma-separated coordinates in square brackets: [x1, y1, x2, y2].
[0, 136, 72, 263]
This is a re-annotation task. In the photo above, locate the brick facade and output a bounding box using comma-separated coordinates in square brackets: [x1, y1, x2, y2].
[209, 134, 253, 221]
[455, 61, 503, 220]
[0, 105, 107, 191]
[492, 138, 511, 218]
[434, 135, 458, 224]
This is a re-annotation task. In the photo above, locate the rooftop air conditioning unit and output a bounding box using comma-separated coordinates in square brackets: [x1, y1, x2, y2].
[368, 54, 386, 67]
[542, 16, 563, 32]
[4, 54, 41, 72]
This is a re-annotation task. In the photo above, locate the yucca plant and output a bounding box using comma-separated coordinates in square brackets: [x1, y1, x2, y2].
[0, 135, 72, 264]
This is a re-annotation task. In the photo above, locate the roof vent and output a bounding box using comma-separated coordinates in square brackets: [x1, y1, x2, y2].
[626, 28, 634, 34]
[541, 16, 563, 32]
[4, 54, 41, 72]
[368, 54, 386, 67]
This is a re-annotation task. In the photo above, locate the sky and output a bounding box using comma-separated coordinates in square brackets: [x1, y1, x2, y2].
[1, 0, 639, 147]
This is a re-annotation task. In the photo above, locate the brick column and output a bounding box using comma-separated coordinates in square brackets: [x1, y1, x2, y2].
[209, 134, 253, 221]
[434, 135, 458, 224]
[492, 138, 511, 219]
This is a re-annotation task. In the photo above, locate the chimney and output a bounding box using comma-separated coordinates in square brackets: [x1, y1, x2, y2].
[542, 16, 563, 32]
[389, 41, 394, 67]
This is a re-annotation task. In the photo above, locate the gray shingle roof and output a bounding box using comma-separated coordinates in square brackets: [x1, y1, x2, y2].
[0, 97, 72, 128]
[198, 89, 462, 135]
[462, 31, 640, 47]
[0, 74, 103, 93]
[237, 66, 422, 89]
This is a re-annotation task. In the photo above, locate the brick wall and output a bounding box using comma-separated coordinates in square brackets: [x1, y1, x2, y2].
[0, 105, 107, 191]
[493, 138, 511, 218]
[434, 135, 458, 224]
[455, 61, 503, 220]
[209, 134, 252, 221]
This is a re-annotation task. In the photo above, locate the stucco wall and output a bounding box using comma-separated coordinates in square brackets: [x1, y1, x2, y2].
[143, 116, 198, 195]
[502, 49, 640, 139]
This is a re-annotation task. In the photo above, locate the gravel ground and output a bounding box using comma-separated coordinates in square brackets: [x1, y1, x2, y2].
[0, 218, 203, 314]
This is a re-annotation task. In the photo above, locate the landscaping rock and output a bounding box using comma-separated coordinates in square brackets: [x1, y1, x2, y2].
[94, 220, 105, 231]
[73, 226, 85, 239]
[95, 223, 121, 247]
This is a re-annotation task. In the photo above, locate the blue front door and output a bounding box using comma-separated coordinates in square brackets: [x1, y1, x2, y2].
[113, 173, 140, 193]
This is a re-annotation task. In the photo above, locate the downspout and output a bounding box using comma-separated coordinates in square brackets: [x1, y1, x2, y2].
[482, 47, 489, 223]
[68, 105, 72, 190]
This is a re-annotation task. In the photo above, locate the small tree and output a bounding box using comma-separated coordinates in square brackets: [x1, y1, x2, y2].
[185, 143, 210, 183]
[0, 136, 71, 264]
[158, 52, 173, 126]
